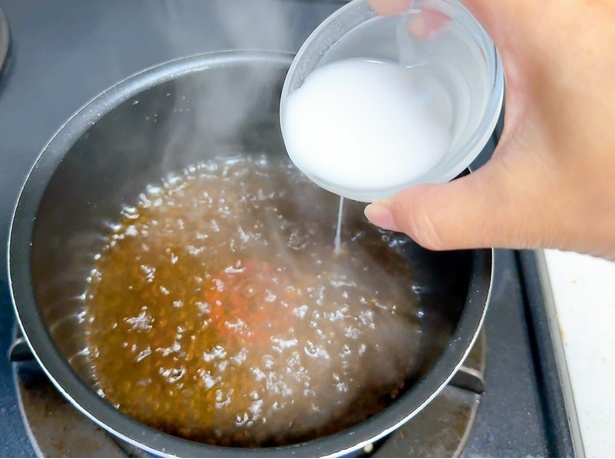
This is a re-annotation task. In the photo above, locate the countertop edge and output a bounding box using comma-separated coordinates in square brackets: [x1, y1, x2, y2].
[543, 249, 615, 458]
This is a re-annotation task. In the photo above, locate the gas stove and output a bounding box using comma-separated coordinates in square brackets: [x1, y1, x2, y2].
[0, 1, 577, 456]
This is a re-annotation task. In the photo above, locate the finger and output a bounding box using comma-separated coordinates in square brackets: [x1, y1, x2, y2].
[364, 156, 549, 251]
[407, 8, 451, 39]
[369, 0, 413, 16]
[455, 0, 539, 141]
[459, 0, 526, 45]
[370, 1, 451, 40]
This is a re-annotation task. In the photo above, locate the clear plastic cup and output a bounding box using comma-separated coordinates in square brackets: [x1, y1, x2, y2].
[280, 0, 504, 202]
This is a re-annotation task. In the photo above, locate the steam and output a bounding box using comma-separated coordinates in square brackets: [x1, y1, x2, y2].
[56, 0, 425, 447]
[150, 0, 302, 179]
[212, 0, 294, 52]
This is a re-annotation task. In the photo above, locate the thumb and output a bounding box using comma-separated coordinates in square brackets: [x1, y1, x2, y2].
[363, 157, 545, 251]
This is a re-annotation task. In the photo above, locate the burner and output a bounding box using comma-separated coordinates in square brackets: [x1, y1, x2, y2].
[0, 5, 9, 76]
[12, 332, 485, 457]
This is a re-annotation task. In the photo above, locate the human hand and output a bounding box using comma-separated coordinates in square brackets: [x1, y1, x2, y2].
[364, 0, 615, 260]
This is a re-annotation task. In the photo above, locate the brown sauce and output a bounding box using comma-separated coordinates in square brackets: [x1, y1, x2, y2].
[84, 154, 422, 447]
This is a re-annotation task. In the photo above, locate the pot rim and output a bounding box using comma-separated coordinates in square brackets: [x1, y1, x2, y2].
[8, 50, 493, 457]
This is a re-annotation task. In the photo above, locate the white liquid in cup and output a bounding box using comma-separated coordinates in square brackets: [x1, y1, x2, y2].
[281, 1, 503, 202]
[283, 59, 453, 192]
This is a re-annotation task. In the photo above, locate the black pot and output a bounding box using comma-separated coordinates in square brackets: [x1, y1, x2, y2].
[8, 51, 492, 457]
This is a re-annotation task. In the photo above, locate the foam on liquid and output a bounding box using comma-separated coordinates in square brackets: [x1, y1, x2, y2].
[283, 59, 454, 193]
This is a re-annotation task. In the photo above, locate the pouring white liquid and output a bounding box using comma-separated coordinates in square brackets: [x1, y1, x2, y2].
[334, 196, 345, 253]
[282, 59, 454, 197]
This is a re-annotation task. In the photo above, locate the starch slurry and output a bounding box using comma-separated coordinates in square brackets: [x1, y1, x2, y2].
[283, 59, 453, 191]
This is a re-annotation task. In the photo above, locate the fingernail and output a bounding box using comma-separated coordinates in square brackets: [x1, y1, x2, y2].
[364, 200, 401, 232]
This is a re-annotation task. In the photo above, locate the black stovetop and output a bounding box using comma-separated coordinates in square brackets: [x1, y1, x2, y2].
[0, 1, 576, 457]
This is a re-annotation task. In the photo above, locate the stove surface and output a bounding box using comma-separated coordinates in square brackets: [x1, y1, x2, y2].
[0, 1, 575, 457]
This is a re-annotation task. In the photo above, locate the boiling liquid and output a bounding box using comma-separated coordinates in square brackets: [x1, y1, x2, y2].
[84, 155, 422, 447]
